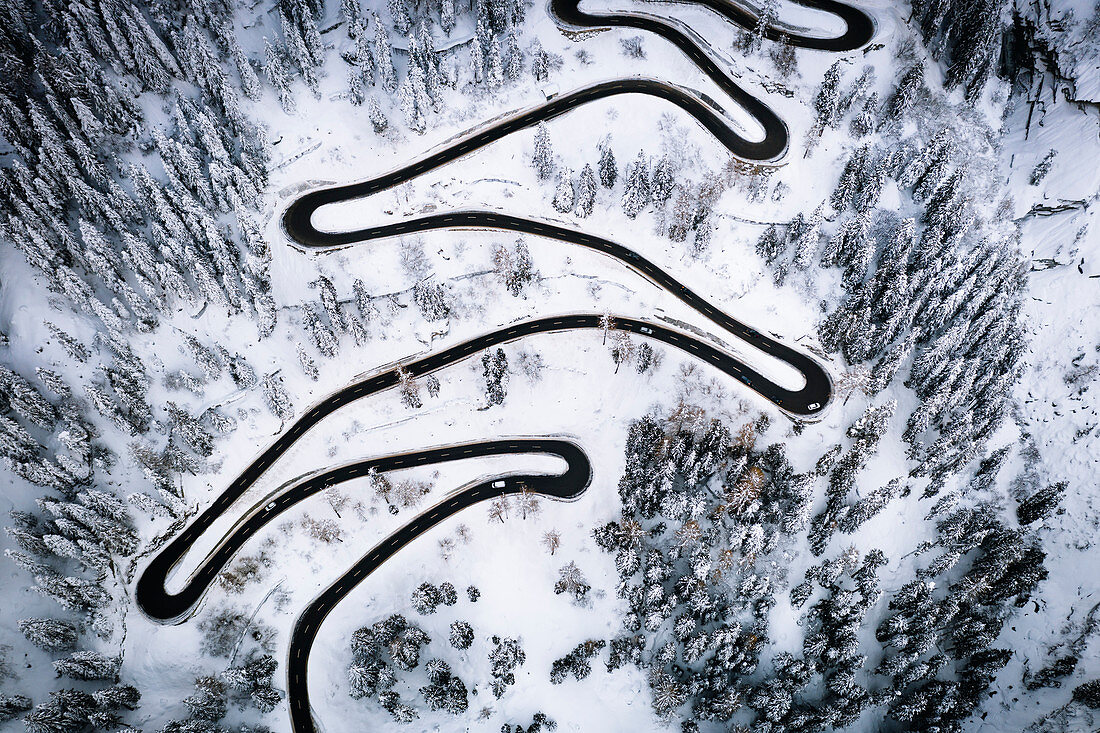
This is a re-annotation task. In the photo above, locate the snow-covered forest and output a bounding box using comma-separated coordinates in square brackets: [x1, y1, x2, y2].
[0, 0, 1098, 730]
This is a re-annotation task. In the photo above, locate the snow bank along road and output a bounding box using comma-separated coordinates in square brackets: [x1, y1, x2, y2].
[137, 1, 872, 731]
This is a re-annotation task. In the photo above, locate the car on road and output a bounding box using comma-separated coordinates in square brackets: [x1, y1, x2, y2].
[492, 480, 506, 488]
[640, 326, 653, 334]
[265, 501, 277, 511]
[807, 403, 820, 410]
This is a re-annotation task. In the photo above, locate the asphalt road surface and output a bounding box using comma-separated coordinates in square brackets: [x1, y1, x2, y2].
[138, 1, 873, 730]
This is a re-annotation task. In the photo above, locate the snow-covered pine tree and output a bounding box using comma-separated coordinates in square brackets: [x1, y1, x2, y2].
[576, 163, 597, 217]
[481, 348, 508, 406]
[743, 0, 776, 50]
[264, 39, 296, 113]
[756, 224, 785, 265]
[552, 169, 574, 213]
[487, 36, 504, 88]
[368, 96, 389, 132]
[53, 649, 121, 681]
[389, 0, 412, 33]
[650, 156, 675, 204]
[261, 373, 294, 421]
[532, 122, 553, 180]
[374, 16, 398, 93]
[297, 343, 319, 380]
[397, 368, 422, 409]
[598, 138, 617, 188]
[441, 0, 456, 34]
[504, 31, 523, 81]
[813, 61, 843, 129]
[529, 38, 549, 81]
[621, 151, 650, 219]
[19, 617, 78, 652]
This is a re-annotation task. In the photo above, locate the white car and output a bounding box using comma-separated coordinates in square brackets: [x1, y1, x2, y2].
[491, 480, 506, 489]
[640, 326, 653, 335]
[807, 403, 820, 410]
[265, 501, 277, 511]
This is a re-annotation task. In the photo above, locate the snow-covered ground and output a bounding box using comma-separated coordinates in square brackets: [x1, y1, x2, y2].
[3, 0, 1100, 730]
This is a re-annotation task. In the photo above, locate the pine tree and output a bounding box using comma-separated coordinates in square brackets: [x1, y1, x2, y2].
[791, 206, 823, 270]
[389, 0, 412, 33]
[264, 39, 296, 113]
[1029, 150, 1057, 186]
[24, 689, 96, 733]
[493, 238, 537, 296]
[552, 168, 574, 213]
[598, 140, 617, 188]
[884, 63, 924, 121]
[0, 695, 32, 722]
[488, 636, 526, 697]
[398, 368, 422, 409]
[19, 617, 78, 652]
[349, 68, 366, 105]
[850, 92, 878, 137]
[233, 44, 261, 100]
[261, 373, 294, 421]
[297, 343, 319, 380]
[398, 65, 429, 133]
[412, 582, 442, 614]
[1017, 482, 1065, 525]
[352, 20, 375, 85]
[756, 224, 785, 265]
[813, 61, 843, 129]
[532, 123, 553, 180]
[482, 348, 508, 406]
[92, 684, 140, 711]
[53, 650, 121, 681]
[447, 621, 474, 650]
[621, 151, 650, 219]
[505, 32, 523, 81]
[374, 16, 398, 93]
[576, 163, 597, 217]
[368, 96, 389, 132]
[441, 0, 456, 34]
[303, 302, 339, 357]
[650, 156, 675, 204]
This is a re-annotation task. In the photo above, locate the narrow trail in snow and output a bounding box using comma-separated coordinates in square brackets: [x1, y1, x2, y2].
[136, 2, 873, 731]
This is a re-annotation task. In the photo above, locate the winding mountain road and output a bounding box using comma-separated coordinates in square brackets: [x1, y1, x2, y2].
[136, 0, 873, 730]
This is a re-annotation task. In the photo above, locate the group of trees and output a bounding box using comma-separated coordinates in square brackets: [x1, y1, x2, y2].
[492, 237, 538, 296]
[702, 29, 1064, 732]
[759, 54, 1027, 497]
[577, 395, 1054, 730]
[348, 613, 434, 722]
[340, 0, 551, 130]
[4, 484, 144, 722]
[345, 605, 528, 721]
[531, 128, 716, 257]
[909, 0, 1010, 99]
[586, 408, 815, 725]
[0, 0, 274, 343]
[872, 505, 1048, 729]
[0, 3, 296, 721]
[17, 685, 140, 733]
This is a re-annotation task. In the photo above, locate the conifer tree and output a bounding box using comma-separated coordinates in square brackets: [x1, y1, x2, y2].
[621, 151, 650, 219]
[552, 168, 574, 213]
[264, 40, 296, 113]
[364, 95, 388, 132]
[374, 16, 398, 93]
[532, 123, 553, 180]
[598, 139, 617, 188]
[576, 163, 597, 217]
